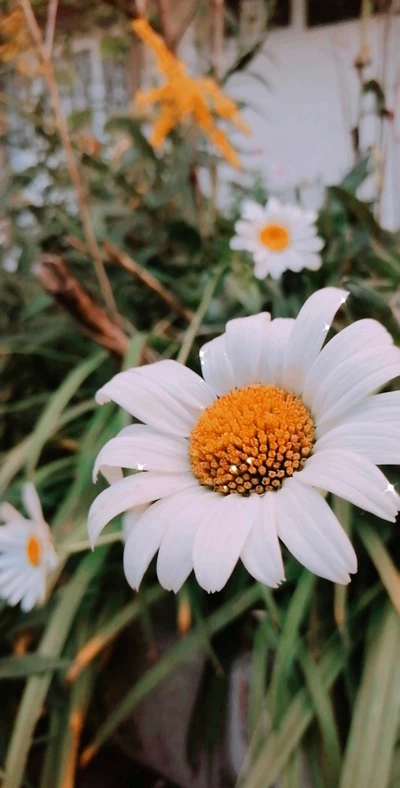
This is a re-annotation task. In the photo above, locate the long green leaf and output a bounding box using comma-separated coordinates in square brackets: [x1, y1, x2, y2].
[0, 655, 69, 680]
[238, 642, 346, 788]
[358, 524, 400, 616]
[268, 571, 315, 724]
[4, 548, 109, 788]
[25, 352, 105, 475]
[340, 604, 400, 788]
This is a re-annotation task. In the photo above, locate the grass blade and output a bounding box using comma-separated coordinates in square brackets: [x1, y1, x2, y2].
[26, 351, 105, 475]
[339, 604, 400, 788]
[4, 548, 109, 788]
[358, 524, 400, 616]
[268, 571, 315, 725]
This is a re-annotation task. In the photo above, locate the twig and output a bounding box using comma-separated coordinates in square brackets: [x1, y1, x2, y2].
[34, 254, 130, 357]
[177, 267, 222, 364]
[156, 0, 174, 50]
[19, 0, 118, 318]
[103, 240, 194, 322]
[171, 0, 200, 51]
[44, 0, 58, 56]
[212, 0, 224, 80]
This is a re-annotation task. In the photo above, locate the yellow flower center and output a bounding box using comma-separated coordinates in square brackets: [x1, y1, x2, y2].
[189, 385, 314, 495]
[26, 535, 41, 567]
[259, 223, 290, 251]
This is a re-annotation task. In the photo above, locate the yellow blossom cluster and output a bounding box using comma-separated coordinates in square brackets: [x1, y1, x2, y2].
[0, 7, 38, 76]
[132, 18, 250, 169]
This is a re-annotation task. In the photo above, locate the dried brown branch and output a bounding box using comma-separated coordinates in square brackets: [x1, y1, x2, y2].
[171, 0, 200, 51]
[156, 0, 174, 50]
[19, 0, 118, 318]
[45, 0, 59, 56]
[103, 240, 194, 322]
[34, 254, 129, 357]
[212, 0, 224, 80]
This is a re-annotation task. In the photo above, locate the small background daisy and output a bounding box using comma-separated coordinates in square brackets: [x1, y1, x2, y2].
[230, 197, 324, 280]
[0, 484, 58, 612]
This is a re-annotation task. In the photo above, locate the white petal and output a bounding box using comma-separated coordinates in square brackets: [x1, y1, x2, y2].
[317, 391, 400, 437]
[22, 483, 44, 524]
[282, 287, 348, 395]
[225, 313, 271, 388]
[296, 450, 400, 521]
[230, 235, 252, 251]
[240, 493, 284, 586]
[87, 472, 197, 546]
[302, 253, 322, 271]
[122, 504, 150, 541]
[93, 428, 189, 482]
[254, 259, 270, 280]
[200, 334, 235, 396]
[123, 492, 188, 590]
[193, 493, 259, 593]
[312, 346, 400, 426]
[0, 503, 25, 524]
[314, 423, 400, 465]
[135, 361, 215, 411]
[8, 573, 37, 607]
[276, 478, 357, 583]
[96, 362, 213, 438]
[303, 319, 394, 413]
[241, 199, 266, 221]
[234, 220, 258, 238]
[0, 522, 32, 549]
[157, 487, 216, 592]
[259, 318, 295, 386]
[21, 581, 42, 612]
[293, 236, 325, 253]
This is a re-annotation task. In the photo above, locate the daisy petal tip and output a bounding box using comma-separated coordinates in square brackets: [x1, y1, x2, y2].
[95, 390, 110, 406]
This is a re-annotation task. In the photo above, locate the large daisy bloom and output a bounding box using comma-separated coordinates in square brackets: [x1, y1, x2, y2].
[88, 287, 400, 593]
[230, 197, 324, 280]
[0, 484, 58, 611]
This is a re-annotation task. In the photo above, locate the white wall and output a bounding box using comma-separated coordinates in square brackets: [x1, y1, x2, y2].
[190, 11, 400, 229]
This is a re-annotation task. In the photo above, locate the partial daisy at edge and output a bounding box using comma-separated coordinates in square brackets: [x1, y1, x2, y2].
[0, 483, 58, 612]
[88, 287, 400, 594]
[230, 197, 324, 280]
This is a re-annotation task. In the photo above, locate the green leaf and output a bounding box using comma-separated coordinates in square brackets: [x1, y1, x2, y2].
[340, 155, 370, 193]
[328, 186, 382, 236]
[339, 605, 400, 788]
[300, 649, 342, 788]
[268, 571, 315, 725]
[358, 524, 400, 617]
[4, 548, 109, 788]
[238, 641, 346, 788]
[68, 109, 92, 131]
[0, 655, 69, 680]
[104, 116, 156, 160]
[25, 352, 105, 476]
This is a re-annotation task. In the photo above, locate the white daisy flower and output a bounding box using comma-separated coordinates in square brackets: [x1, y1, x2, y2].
[88, 287, 400, 594]
[0, 483, 58, 612]
[230, 197, 324, 280]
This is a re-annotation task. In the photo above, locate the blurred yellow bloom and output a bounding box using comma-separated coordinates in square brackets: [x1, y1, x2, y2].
[133, 18, 250, 168]
[0, 7, 39, 76]
[0, 8, 29, 61]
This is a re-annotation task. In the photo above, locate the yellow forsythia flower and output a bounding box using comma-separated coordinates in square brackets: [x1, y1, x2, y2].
[133, 18, 250, 169]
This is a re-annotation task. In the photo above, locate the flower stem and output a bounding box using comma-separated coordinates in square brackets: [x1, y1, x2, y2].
[59, 531, 123, 556]
[177, 266, 223, 365]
